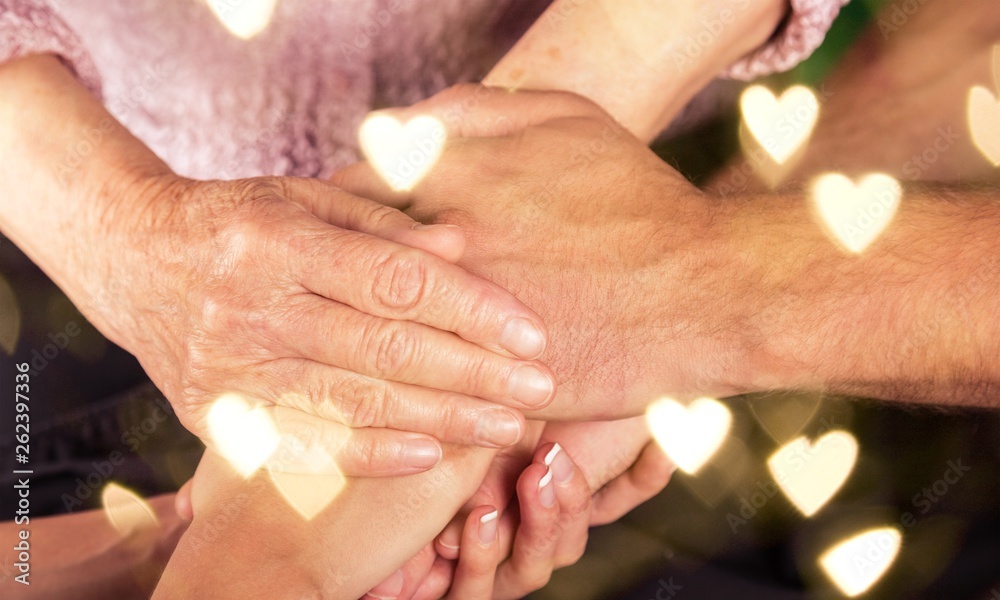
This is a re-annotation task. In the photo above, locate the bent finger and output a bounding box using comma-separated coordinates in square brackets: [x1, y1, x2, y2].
[494, 463, 560, 599]
[257, 358, 526, 449]
[273, 295, 553, 411]
[443, 506, 500, 599]
[590, 442, 674, 526]
[539, 443, 592, 567]
[290, 224, 551, 362]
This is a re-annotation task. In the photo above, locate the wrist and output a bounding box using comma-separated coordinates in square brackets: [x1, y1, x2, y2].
[629, 183, 763, 403]
[72, 160, 182, 351]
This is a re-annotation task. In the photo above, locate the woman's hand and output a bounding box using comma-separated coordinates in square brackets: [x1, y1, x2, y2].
[370, 419, 673, 599]
[114, 174, 556, 475]
[401, 442, 595, 600]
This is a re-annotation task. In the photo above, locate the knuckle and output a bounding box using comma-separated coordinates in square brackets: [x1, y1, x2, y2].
[365, 321, 419, 377]
[369, 249, 430, 312]
[519, 569, 552, 592]
[463, 554, 496, 579]
[463, 353, 498, 395]
[355, 436, 389, 471]
[365, 203, 404, 230]
[563, 489, 592, 518]
[558, 545, 587, 568]
[431, 394, 467, 441]
[339, 377, 393, 428]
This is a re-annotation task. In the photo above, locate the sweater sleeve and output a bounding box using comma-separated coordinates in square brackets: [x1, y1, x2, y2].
[723, 0, 850, 81]
[0, 0, 102, 98]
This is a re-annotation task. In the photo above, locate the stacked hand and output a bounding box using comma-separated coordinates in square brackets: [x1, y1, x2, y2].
[332, 85, 756, 425]
[337, 85, 718, 598]
[114, 174, 559, 475]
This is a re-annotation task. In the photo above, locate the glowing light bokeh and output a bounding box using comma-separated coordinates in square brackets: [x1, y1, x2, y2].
[206, 394, 281, 478]
[646, 397, 731, 475]
[820, 527, 902, 597]
[267, 469, 345, 521]
[811, 172, 901, 254]
[768, 431, 858, 517]
[358, 114, 447, 191]
[206, 0, 278, 40]
[102, 483, 159, 537]
[740, 85, 820, 165]
[263, 408, 350, 519]
[967, 85, 1000, 166]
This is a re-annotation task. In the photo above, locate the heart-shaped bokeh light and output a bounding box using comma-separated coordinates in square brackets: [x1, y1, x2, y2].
[266, 433, 346, 520]
[359, 114, 447, 191]
[768, 431, 858, 517]
[967, 85, 1000, 166]
[206, 394, 281, 478]
[820, 526, 902, 597]
[740, 85, 820, 165]
[812, 173, 901, 254]
[646, 397, 731, 475]
[205, 0, 278, 39]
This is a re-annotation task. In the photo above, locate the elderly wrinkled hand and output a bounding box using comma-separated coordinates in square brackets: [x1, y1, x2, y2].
[116, 173, 559, 476]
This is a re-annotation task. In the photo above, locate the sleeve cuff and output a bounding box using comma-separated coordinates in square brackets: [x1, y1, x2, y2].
[722, 0, 850, 81]
[0, 0, 102, 99]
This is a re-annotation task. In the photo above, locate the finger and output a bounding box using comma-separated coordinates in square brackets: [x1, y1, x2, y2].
[365, 568, 404, 600]
[255, 406, 442, 477]
[493, 463, 560, 599]
[285, 177, 465, 263]
[329, 162, 415, 212]
[443, 506, 500, 599]
[590, 443, 674, 526]
[376, 83, 609, 139]
[273, 294, 554, 411]
[539, 443, 592, 567]
[412, 556, 456, 600]
[289, 222, 551, 362]
[257, 358, 526, 448]
[393, 544, 438, 600]
[434, 435, 540, 558]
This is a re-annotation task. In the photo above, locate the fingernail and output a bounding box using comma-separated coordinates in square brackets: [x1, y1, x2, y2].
[413, 223, 460, 232]
[539, 466, 555, 508]
[508, 365, 554, 407]
[545, 443, 574, 484]
[438, 531, 460, 551]
[403, 439, 442, 469]
[479, 510, 498, 545]
[500, 317, 547, 359]
[366, 569, 404, 600]
[475, 410, 523, 447]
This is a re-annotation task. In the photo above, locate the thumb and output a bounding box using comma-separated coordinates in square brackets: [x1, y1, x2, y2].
[287, 176, 466, 264]
[372, 83, 609, 139]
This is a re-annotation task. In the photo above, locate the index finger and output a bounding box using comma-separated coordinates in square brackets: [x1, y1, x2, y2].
[290, 222, 550, 361]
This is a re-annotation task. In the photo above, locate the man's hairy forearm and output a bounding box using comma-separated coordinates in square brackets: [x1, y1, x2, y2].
[732, 186, 1000, 407]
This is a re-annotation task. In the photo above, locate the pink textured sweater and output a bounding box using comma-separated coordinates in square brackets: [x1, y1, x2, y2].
[1, 0, 847, 180]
